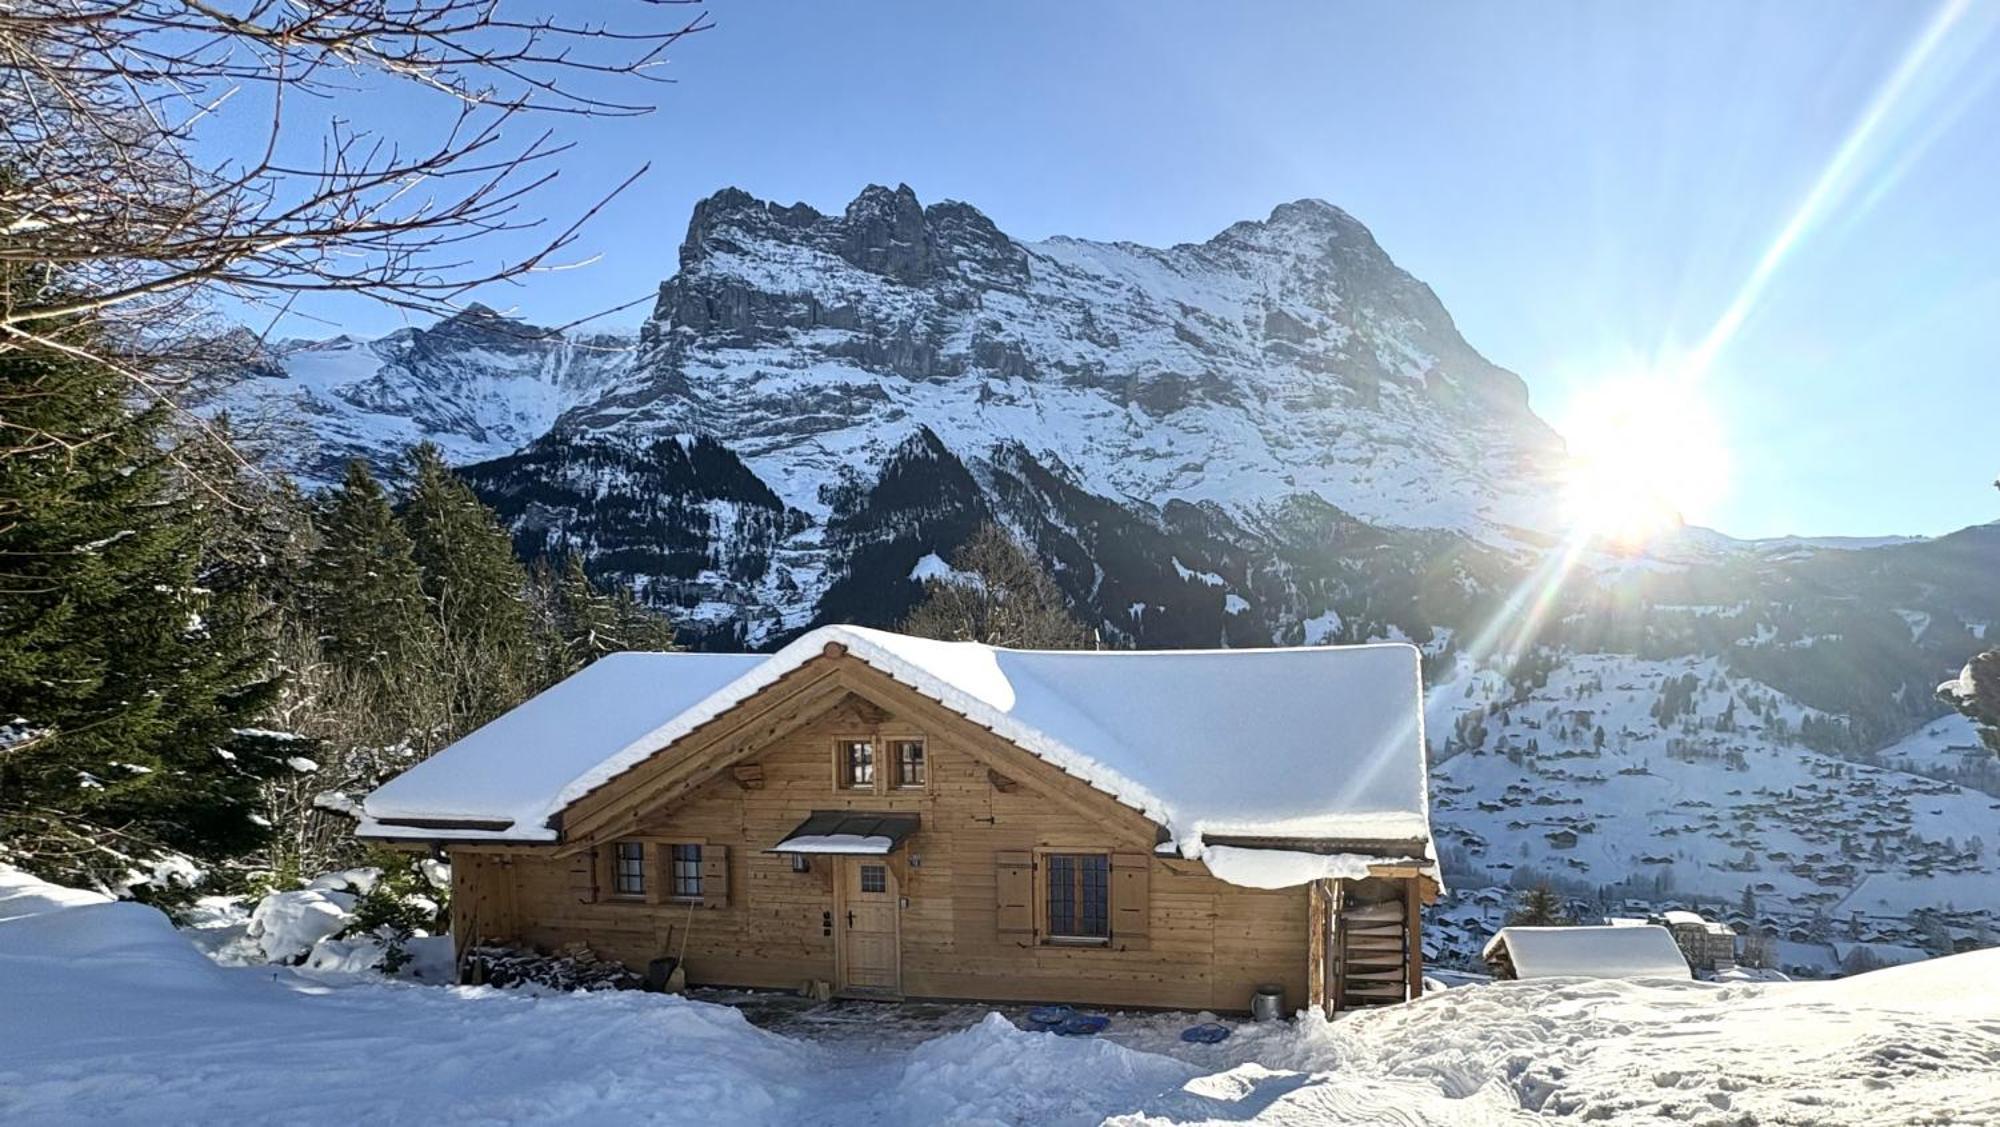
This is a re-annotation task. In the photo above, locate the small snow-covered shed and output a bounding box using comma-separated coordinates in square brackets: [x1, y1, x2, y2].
[1482, 925, 1692, 981]
[360, 625, 1438, 1015]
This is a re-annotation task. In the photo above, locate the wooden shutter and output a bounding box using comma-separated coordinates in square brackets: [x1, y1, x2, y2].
[700, 844, 730, 909]
[995, 850, 1034, 939]
[1111, 852, 1151, 950]
[569, 848, 598, 904]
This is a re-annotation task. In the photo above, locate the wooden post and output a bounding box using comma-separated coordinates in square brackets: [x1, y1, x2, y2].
[1404, 877, 1424, 1002]
[1330, 879, 1345, 1017]
[1307, 879, 1328, 1015]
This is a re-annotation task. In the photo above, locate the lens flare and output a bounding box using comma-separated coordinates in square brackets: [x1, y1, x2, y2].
[1557, 375, 1730, 548]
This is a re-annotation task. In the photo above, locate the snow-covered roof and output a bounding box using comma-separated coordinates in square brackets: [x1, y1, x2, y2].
[360, 652, 765, 839]
[361, 625, 1433, 859]
[1482, 925, 1691, 980]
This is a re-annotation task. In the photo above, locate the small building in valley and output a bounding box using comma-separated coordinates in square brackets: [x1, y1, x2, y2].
[1482, 924, 1691, 981]
[1661, 910, 1740, 973]
[359, 626, 1440, 1015]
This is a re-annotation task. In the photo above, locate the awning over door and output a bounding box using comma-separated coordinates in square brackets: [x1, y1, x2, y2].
[767, 810, 920, 855]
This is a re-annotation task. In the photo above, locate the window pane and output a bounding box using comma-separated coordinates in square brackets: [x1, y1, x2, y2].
[613, 841, 645, 896]
[1080, 854, 1109, 937]
[860, 864, 886, 893]
[896, 740, 925, 787]
[671, 843, 703, 899]
[1046, 853, 1109, 939]
[844, 741, 873, 787]
[1047, 854, 1076, 936]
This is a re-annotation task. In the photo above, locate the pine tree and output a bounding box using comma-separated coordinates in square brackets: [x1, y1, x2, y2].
[309, 460, 432, 686]
[0, 322, 283, 888]
[529, 553, 678, 682]
[1506, 882, 1574, 927]
[399, 443, 535, 734]
[901, 523, 1090, 648]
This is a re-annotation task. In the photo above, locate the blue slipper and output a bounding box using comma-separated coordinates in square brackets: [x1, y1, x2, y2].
[1025, 1004, 1073, 1030]
[1180, 1022, 1231, 1044]
[1055, 1013, 1109, 1036]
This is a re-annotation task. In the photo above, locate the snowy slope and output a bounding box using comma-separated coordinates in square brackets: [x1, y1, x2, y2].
[5, 865, 1999, 1126]
[193, 307, 638, 486]
[1425, 650, 2000, 966]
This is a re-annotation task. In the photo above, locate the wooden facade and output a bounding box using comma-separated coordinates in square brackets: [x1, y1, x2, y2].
[429, 650, 1431, 1015]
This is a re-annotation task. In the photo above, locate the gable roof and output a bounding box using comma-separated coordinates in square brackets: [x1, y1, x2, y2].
[359, 625, 1433, 859]
[1482, 925, 1691, 980]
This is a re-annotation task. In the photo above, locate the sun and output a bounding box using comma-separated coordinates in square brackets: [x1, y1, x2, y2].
[1556, 375, 1730, 549]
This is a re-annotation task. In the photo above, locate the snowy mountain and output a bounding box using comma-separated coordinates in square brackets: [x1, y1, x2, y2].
[191, 185, 2000, 955]
[194, 305, 637, 485]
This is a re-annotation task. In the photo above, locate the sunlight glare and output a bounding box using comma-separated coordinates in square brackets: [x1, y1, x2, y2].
[1558, 376, 1730, 548]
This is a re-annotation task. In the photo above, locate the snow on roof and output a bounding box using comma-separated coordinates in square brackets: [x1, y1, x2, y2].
[360, 652, 765, 839]
[361, 625, 1432, 858]
[1483, 925, 1691, 980]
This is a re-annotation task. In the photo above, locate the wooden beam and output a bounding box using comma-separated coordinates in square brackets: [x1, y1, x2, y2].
[1405, 877, 1424, 1002]
[1307, 879, 1329, 1016]
[1330, 879, 1346, 1016]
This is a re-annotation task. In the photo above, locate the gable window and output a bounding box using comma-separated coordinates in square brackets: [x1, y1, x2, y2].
[611, 841, 646, 898]
[840, 740, 874, 789]
[894, 739, 926, 788]
[669, 844, 704, 900]
[1045, 853, 1110, 941]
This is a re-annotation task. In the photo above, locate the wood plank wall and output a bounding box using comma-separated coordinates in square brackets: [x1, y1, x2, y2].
[452, 694, 1324, 1013]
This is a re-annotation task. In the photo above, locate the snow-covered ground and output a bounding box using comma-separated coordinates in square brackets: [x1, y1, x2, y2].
[5, 865, 1999, 1126]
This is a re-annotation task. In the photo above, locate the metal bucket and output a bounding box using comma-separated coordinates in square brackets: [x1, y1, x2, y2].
[1250, 983, 1285, 1022]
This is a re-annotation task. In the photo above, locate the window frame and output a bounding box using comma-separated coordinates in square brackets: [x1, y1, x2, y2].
[609, 840, 647, 900]
[1039, 850, 1112, 945]
[892, 738, 926, 789]
[667, 842, 704, 902]
[836, 739, 875, 790]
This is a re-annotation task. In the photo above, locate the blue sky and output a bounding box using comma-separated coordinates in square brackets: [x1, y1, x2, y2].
[273, 2, 2000, 539]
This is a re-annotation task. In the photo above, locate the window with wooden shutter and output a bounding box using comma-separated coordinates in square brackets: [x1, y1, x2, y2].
[995, 850, 1034, 939]
[1111, 852, 1151, 950]
[700, 844, 730, 909]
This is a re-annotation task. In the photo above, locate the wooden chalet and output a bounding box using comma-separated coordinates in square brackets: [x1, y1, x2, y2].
[359, 626, 1440, 1016]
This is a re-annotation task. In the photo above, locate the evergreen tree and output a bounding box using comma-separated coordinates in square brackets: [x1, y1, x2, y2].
[528, 553, 678, 682]
[0, 320, 283, 888]
[309, 460, 432, 687]
[399, 443, 535, 734]
[901, 523, 1090, 649]
[1506, 882, 1574, 927]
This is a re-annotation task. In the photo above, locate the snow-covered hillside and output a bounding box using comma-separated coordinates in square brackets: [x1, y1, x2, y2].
[5, 865, 1998, 1126]
[194, 307, 637, 486]
[1423, 651, 2000, 970]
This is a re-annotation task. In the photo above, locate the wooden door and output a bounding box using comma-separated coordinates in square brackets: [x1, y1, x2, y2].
[837, 858, 900, 995]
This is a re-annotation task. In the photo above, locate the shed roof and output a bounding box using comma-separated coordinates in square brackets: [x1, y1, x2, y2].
[1482, 925, 1691, 980]
[360, 625, 1432, 861]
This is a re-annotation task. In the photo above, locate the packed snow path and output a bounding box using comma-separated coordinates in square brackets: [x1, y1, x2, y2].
[4, 869, 1998, 1125]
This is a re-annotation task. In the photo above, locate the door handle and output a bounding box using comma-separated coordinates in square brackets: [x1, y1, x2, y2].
[846, 910, 855, 928]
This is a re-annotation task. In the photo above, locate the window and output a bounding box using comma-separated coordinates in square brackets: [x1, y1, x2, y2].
[1045, 853, 1110, 941]
[894, 739, 925, 788]
[611, 841, 646, 898]
[841, 740, 874, 789]
[859, 864, 887, 893]
[670, 843, 703, 900]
